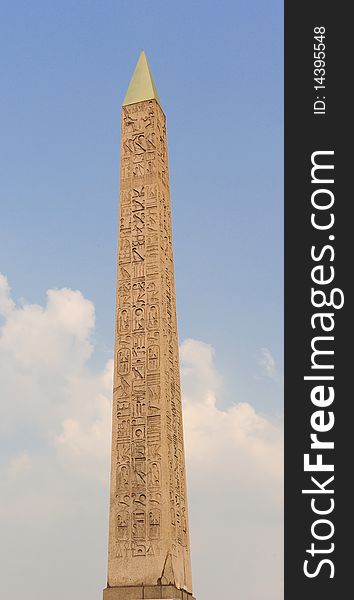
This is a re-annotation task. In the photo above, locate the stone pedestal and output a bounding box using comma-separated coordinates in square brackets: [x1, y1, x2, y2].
[103, 585, 196, 600]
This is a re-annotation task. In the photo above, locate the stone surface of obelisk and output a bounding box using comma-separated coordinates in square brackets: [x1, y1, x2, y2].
[103, 51, 196, 600]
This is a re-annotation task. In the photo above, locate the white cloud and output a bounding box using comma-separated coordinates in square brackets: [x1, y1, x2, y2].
[54, 359, 113, 482]
[259, 346, 281, 381]
[0, 276, 283, 600]
[180, 339, 283, 600]
[0, 275, 112, 599]
[0, 273, 15, 317]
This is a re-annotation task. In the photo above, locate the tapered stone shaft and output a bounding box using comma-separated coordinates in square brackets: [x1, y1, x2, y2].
[103, 52, 195, 600]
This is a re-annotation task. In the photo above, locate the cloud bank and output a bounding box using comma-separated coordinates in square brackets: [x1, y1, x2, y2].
[0, 274, 283, 600]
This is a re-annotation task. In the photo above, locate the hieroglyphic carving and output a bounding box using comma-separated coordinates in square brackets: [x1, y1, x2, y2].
[116, 511, 129, 540]
[108, 97, 191, 591]
[112, 100, 163, 561]
[148, 509, 161, 539]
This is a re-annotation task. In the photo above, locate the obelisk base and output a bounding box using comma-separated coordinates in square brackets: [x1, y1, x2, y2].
[103, 585, 196, 600]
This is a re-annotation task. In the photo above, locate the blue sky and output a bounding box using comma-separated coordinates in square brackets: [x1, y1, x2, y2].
[0, 2, 283, 599]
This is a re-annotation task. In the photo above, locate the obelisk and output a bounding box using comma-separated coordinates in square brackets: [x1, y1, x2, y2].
[103, 51, 196, 600]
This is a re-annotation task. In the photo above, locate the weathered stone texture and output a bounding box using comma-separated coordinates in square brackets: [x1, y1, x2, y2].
[105, 54, 194, 599]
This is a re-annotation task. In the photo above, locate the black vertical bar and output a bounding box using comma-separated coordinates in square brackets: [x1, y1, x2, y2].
[285, 2, 352, 598]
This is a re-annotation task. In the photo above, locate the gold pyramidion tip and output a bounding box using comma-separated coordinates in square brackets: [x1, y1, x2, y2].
[123, 51, 163, 109]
